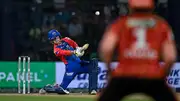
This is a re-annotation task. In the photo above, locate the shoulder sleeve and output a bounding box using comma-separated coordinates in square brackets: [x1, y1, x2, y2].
[62, 37, 78, 48]
[155, 15, 174, 42]
[161, 22, 175, 43]
[105, 17, 126, 37]
[54, 45, 72, 56]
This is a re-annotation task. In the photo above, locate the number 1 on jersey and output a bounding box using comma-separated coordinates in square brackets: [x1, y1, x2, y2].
[133, 27, 148, 49]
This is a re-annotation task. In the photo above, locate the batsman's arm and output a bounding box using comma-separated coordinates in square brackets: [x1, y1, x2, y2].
[54, 48, 74, 56]
[63, 37, 79, 48]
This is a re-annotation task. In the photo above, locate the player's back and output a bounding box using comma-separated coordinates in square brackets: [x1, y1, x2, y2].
[113, 14, 171, 78]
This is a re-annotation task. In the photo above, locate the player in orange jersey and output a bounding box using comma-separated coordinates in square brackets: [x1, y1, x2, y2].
[98, 0, 177, 101]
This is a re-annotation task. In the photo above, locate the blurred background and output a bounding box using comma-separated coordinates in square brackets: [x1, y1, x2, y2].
[0, 0, 179, 61]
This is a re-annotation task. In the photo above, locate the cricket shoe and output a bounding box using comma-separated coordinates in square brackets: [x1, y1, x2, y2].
[57, 86, 70, 95]
[53, 84, 69, 94]
[39, 88, 47, 94]
[90, 90, 97, 95]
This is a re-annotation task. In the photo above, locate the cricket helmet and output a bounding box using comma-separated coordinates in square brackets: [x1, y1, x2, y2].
[48, 29, 61, 41]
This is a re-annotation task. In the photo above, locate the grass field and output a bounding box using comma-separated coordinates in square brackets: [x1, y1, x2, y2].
[0, 93, 167, 101]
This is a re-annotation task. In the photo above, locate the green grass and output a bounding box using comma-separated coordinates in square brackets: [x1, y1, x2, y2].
[0, 96, 92, 101]
[0, 94, 154, 101]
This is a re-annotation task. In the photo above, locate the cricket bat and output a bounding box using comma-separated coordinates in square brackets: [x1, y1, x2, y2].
[80, 44, 89, 52]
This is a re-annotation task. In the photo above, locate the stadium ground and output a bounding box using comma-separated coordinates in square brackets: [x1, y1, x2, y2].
[0, 93, 180, 101]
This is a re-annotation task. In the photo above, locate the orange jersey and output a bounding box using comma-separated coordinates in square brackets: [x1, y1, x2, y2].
[109, 14, 174, 78]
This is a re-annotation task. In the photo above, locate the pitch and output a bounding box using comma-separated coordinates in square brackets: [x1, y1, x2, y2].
[1, 93, 179, 101]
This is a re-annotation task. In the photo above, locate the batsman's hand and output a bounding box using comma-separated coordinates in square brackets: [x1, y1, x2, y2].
[74, 48, 85, 57]
[73, 43, 89, 57]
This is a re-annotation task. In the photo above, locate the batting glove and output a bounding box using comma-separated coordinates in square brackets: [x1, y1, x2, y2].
[74, 48, 85, 57]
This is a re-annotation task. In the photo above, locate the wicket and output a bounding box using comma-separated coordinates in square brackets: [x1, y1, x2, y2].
[18, 56, 31, 94]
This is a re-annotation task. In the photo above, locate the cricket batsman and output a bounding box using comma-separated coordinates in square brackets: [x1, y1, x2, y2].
[39, 29, 98, 95]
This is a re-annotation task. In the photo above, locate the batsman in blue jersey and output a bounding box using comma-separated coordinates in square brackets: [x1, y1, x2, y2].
[39, 29, 98, 95]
